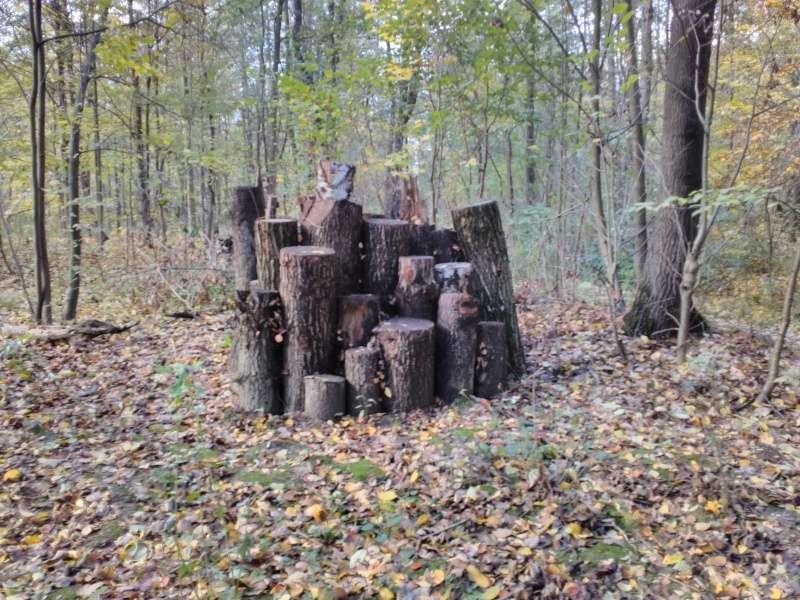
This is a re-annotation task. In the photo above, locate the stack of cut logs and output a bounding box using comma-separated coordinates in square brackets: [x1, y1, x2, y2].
[229, 162, 525, 419]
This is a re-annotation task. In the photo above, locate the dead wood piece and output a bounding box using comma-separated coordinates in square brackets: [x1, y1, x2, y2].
[375, 317, 435, 412]
[474, 321, 508, 399]
[362, 217, 410, 309]
[316, 161, 356, 202]
[338, 294, 381, 350]
[304, 374, 346, 421]
[231, 186, 266, 289]
[344, 346, 383, 415]
[0, 320, 138, 342]
[255, 218, 299, 290]
[430, 228, 466, 263]
[434, 262, 477, 296]
[394, 256, 438, 321]
[436, 293, 480, 402]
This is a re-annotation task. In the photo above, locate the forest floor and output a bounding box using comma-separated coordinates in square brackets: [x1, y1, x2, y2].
[1, 299, 799, 599]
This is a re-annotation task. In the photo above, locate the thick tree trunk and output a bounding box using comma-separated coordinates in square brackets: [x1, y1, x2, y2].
[434, 262, 477, 296]
[344, 346, 383, 415]
[362, 217, 410, 309]
[408, 223, 434, 255]
[383, 173, 428, 223]
[338, 294, 380, 350]
[474, 321, 508, 399]
[279, 246, 337, 412]
[394, 256, 438, 321]
[623, 0, 716, 338]
[430, 228, 465, 264]
[375, 317, 435, 412]
[451, 200, 525, 375]
[436, 292, 480, 402]
[255, 218, 298, 290]
[231, 186, 266, 290]
[230, 287, 283, 414]
[303, 374, 345, 421]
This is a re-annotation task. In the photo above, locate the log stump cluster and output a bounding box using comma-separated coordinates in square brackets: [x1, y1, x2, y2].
[228, 161, 523, 419]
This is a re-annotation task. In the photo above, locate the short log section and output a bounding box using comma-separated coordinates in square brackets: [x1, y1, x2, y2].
[362, 218, 410, 308]
[344, 347, 383, 415]
[409, 223, 434, 255]
[231, 186, 265, 289]
[255, 218, 298, 290]
[338, 294, 381, 350]
[395, 256, 438, 321]
[304, 374, 345, 421]
[434, 262, 477, 296]
[375, 318, 434, 412]
[475, 321, 508, 399]
[436, 292, 480, 403]
[430, 228, 465, 264]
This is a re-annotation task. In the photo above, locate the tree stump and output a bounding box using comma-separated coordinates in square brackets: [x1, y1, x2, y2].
[304, 374, 345, 421]
[316, 161, 356, 202]
[362, 217, 410, 309]
[434, 262, 477, 295]
[255, 218, 298, 290]
[394, 256, 438, 320]
[300, 198, 363, 295]
[279, 246, 338, 412]
[409, 223, 435, 255]
[430, 228, 465, 263]
[451, 200, 525, 375]
[338, 294, 381, 350]
[475, 321, 507, 399]
[374, 318, 434, 412]
[344, 346, 383, 416]
[229, 286, 282, 414]
[436, 292, 480, 402]
[231, 186, 265, 289]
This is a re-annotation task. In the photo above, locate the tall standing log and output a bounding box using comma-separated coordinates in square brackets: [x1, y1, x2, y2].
[451, 200, 525, 375]
[231, 186, 265, 289]
[279, 246, 338, 412]
[338, 294, 381, 349]
[344, 346, 383, 415]
[430, 228, 465, 263]
[436, 292, 480, 403]
[375, 317, 434, 412]
[362, 217, 410, 309]
[434, 262, 477, 296]
[304, 374, 345, 421]
[474, 321, 507, 399]
[394, 256, 438, 320]
[255, 218, 298, 290]
[229, 286, 282, 414]
[315, 160, 356, 202]
[409, 223, 434, 255]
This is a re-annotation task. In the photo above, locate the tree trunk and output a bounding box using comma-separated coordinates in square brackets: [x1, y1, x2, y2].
[451, 200, 525, 375]
[92, 77, 104, 245]
[362, 217, 410, 309]
[303, 374, 345, 421]
[436, 292, 480, 403]
[375, 317, 435, 412]
[344, 346, 383, 416]
[279, 246, 337, 412]
[430, 228, 465, 263]
[434, 261, 477, 296]
[623, 0, 717, 338]
[231, 186, 266, 290]
[474, 321, 507, 399]
[394, 256, 438, 321]
[525, 72, 536, 204]
[408, 223, 434, 255]
[255, 217, 298, 290]
[338, 294, 380, 350]
[315, 160, 355, 201]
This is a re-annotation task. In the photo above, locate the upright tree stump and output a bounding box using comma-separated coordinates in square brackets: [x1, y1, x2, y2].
[452, 200, 525, 375]
[409, 223, 435, 255]
[475, 321, 508, 399]
[315, 161, 356, 202]
[338, 294, 381, 350]
[255, 218, 298, 290]
[279, 246, 338, 412]
[229, 286, 282, 414]
[375, 318, 435, 412]
[231, 186, 265, 289]
[362, 218, 410, 309]
[344, 346, 383, 415]
[394, 256, 438, 320]
[434, 262, 477, 296]
[436, 292, 480, 402]
[304, 374, 345, 421]
[430, 228, 465, 263]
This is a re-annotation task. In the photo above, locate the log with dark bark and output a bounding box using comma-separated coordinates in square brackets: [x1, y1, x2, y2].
[474, 321, 507, 399]
[279, 246, 338, 412]
[338, 294, 381, 350]
[409, 223, 434, 255]
[394, 256, 438, 320]
[383, 172, 428, 224]
[374, 317, 435, 412]
[316, 160, 356, 202]
[255, 218, 298, 290]
[430, 228, 465, 263]
[451, 200, 525, 375]
[300, 198, 363, 295]
[303, 374, 345, 421]
[362, 217, 410, 308]
[231, 186, 265, 289]
[344, 346, 383, 415]
[229, 286, 283, 414]
[434, 262, 477, 295]
[436, 292, 480, 403]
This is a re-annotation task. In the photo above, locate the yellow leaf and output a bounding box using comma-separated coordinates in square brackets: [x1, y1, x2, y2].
[23, 534, 42, 545]
[416, 514, 429, 526]
[482, 586, 501, 600]
[378, 490, 397, 504]
[429, 569, 445, 586]
[2, 469, 21, 483]
[409, 470, 419, 483]
[466, 564, 491, 589]
[304, 504, 326, 523]
[770, 587, 783, 600]
[378, 587, 394, 600]
[704, 499, 723, 514]
[662, 553, 684, 566]
[565, 522, 583, 538]
[517, 547, 533, 557]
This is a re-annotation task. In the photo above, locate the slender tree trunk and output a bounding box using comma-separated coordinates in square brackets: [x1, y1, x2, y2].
[93, 77, 104, 245]
[525, 72, 536, 204]
[265, 0, 285, 195]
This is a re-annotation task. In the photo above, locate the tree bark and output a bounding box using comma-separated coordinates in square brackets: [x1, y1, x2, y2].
[231, 186, 266, 290]
[362, 217, 410, 309]
[474, 321, 508, 399]
[279, 246, 338, 412]
[255, 217, 298, 290]
[436, 292, 480, 403]
[451, 201, 525, 375]
[430, 228, 465, 263]
[394, 256, 438, 321]
[344, 346, 383, 416]
[375, 317, 435, 412]
[315, 160, 355, 201]
[434, 262, 478, 296]
[408, 223, 434, 255]
[338, 294, 380, 350]
[303, 374, 345, 420]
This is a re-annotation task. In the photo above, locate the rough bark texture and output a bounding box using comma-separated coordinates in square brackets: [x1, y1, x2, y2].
[623, 0, 716, 338]
[430, 228, 465, 263]
[229, 286, 283, 414]
[344, 346, 383, 415]
[255, 218, 298, 290]
[435, 293, 480, 403]
[375, 317, 434, 412]
[474, 321, 508, 399]
[451, 201, 525, 375]
[299, 198, 363, 295]
[434, 262, 477, 296]
[315, 160, 355, 202]
[362, 217, 410, 308]
[303, 374, 345, 421]
[231, 186, 265, 289]
[279, 246, 338, 412]
[394, 256, 438, 320]
[409, 223, 435, 255]
[338, 294, 380, 350]
[383, 172, 428, 224]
